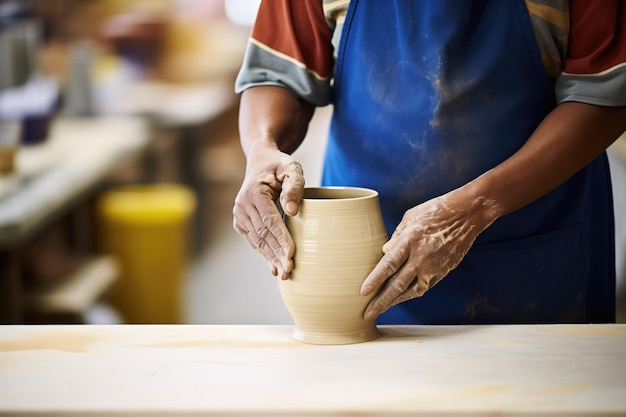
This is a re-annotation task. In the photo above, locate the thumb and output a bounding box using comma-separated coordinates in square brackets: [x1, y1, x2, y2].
[278, 161, 305, 216]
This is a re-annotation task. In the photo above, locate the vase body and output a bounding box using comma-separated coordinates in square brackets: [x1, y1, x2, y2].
[279, 187, 388, 344]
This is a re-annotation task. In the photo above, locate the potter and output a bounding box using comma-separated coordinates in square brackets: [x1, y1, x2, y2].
[277, 186, 388, 344]
[232, 3, 624, 325]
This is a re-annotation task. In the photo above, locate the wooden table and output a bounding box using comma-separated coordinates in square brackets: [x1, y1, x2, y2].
[0, 324, 624, 416]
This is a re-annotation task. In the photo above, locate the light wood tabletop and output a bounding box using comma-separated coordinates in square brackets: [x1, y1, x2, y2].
[0, 324, 624, 416]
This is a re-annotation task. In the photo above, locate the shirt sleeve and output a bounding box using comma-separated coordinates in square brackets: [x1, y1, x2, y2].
[234, 0, 334, 106]
[555, 0, 626, 106]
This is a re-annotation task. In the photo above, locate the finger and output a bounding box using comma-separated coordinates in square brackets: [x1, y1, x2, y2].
[277, 161, 304, 216]
[381, 237, 398, 254]
[394, 284, 426, 305]
[249, 203, 294, 273]
[364, 269, 438, 321]
[278, 267, 290, 281]
[363, 265, 418, 321]
[265, 258, 293, 280]
[234, 196, 288, 275]
[382, 222, 409, 253]
[360, 245, 408, 296]
[235, 212, 281, 270]
[232, 207, 257, 245]
[257, 199, 296, 271]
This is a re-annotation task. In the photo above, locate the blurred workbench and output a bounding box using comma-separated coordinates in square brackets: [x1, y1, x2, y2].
[97, 76, 239, 251]
[91, 13, 247, 250]
[0, 324, 624, 416]
[0, 116, 150, 323]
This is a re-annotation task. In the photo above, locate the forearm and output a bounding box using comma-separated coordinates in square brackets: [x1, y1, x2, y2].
[234, 86, 314, 278]
[460, 102, 626, 226]
[239, 86, 315, 157]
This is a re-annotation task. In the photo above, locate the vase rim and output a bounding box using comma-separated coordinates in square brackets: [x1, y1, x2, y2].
[302, 186, 379, 201]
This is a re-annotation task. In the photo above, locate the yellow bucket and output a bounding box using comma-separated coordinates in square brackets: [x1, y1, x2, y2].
[97, 184, 196, 323]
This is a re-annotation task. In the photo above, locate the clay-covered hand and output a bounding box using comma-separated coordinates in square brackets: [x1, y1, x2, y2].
[232, 142, 305, 280]
[360, 192, 502, 320]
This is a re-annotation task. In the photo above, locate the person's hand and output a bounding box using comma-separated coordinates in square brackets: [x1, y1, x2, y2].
[360, 192, 502, 320]
[232, 142, 305, 280]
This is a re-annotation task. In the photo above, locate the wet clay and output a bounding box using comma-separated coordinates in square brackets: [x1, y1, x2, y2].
[278, 187, 388, 344]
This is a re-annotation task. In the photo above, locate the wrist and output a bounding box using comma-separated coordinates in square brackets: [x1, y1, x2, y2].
[443, 181, 504, 234]
[245, 135, 279, 158]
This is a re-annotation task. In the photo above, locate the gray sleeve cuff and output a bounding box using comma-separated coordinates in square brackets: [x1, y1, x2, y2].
[234, 42, 332, 107]
[556, 65, 626, 107]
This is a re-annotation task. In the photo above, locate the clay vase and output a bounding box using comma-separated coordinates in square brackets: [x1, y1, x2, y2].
[278, 187, 388, 344]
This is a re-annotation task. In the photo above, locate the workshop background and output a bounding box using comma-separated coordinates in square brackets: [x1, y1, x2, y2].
[0, 0, 624, 325]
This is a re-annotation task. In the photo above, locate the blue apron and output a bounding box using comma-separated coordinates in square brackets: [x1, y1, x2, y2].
[322, 0, 615, 324]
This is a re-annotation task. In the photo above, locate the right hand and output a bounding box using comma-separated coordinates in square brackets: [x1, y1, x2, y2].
[232, 143, 305, 280]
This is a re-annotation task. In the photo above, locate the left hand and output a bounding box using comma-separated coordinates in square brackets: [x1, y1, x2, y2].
[360, 191, 502, 321]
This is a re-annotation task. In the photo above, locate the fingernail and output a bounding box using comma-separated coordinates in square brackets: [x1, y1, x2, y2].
[285, 201, 297, 215]
[361, 285, 371, 296]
